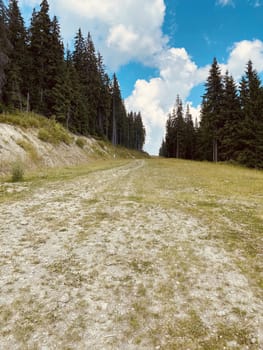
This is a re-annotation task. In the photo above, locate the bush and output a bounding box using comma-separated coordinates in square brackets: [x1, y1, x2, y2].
[38, 128, 51, 142]
[11, 161, 24, 182]
[76, 138, 85, 148]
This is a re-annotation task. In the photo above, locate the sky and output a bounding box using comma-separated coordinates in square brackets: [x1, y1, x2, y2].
[16, 0, 263, 154]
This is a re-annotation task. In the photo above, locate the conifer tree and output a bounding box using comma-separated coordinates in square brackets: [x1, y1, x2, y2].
[184, 104, 196, 160]
[85, 32, 101, 135]
[72, 28, 89, 133]
[220, 71, 241, 161]
[162, 95, 186, 158]
[47, 16, 67, 118]
[199, 58, 223, 161]
[2, 0, 27, 109]
[0, 0, 10, 101]
[28, 0, 52, 113]
[111, 74, 121, 145]
[97, 52, 111, 137]
[238, 60, 263, 167]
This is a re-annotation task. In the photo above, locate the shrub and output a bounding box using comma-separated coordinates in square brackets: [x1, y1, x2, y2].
[38, 128, 51, 142]
[11, 161, 24, 182]
[16, 139, 39, 162]
[76, 138, 85, 149]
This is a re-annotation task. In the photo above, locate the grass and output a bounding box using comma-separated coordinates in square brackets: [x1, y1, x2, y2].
[11, 160, 24, 182]
[16, 139, 39, 162]
[0, 159, 130, 203]
[0, 157, 262, 349]
[135, 159, 263, 288]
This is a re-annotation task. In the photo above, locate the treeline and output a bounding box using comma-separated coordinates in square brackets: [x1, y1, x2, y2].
[160, 58, 263, 168]
[0, 0, 146, 151]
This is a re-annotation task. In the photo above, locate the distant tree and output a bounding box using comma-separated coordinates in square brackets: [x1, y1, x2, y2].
[184, 104, 196, 160]
[159, 138, 167, 157]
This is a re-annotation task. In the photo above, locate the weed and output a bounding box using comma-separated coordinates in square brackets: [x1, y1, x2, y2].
[75, 137, 85, 148]
[11, 160, 24, 182]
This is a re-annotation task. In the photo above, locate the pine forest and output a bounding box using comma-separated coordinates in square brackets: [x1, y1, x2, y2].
[160, 58, 263, 168]
[0, 0, 146, 151]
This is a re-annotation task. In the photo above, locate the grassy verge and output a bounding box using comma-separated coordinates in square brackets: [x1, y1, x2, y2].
[132, 158, 263, 290]
[0, 159, 131, 204]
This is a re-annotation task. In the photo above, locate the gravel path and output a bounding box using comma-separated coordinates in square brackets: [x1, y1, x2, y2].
[0, 160, 262, 349]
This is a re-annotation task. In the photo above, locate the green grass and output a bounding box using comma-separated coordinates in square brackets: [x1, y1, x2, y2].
[0, 111, 73, 145]
[131, 158, 263, 290]
[0, 159, 130, 203]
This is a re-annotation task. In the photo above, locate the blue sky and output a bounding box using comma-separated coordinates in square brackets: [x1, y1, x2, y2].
[16, 0, 263, 154]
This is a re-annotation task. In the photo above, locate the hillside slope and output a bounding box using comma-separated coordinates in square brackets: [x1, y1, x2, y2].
[0, 114, 148, 175]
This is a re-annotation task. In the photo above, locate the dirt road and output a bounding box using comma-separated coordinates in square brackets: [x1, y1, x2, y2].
[0, 160, 262, 349]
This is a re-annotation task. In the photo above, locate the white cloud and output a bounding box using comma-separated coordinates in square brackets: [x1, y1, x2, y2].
[125, 48, 209, 154]
[19, 0, 168, 71]
[223, 40, 263, 79]
[18, 1, 263, 155]
[126, 39, 263, 154]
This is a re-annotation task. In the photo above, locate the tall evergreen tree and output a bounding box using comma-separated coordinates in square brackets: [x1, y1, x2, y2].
[238, 60, 263, 167]
[0, 0, 10, 101]
[97, 52, 111, 137]
[184, 104, 196, 160]
[28, 0, 52, 114]
[72, 28, 89, 134]
[220, 71, 242, 161]
[111, 74, 121, 145]
[3, 0, 27, 109]
[199, 58, 224, 162]
[163, 95, 186, 158]
[46, 15, 66, 117]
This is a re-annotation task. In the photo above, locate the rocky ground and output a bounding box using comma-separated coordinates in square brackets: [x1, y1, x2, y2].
[0, 160, 262, 349]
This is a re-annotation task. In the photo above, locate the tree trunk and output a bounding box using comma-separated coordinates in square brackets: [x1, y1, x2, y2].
[213, 138, 218, 162]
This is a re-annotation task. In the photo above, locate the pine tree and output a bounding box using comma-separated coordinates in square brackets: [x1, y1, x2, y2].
[135, 112, 145, 151]
[184, 104, 196, 160]
[199, 58, 224, 162]
[174, 95, 185, 158]
[162, 95, 186, 158]
[3, 0, 28, 109]
[164, 109, 176, 157]
[97, 52, 111, 138]
[46, 15, 66, 117]
[220, 71, 242, 161]
[85, 32, 100, 135]
[159, 138, 167, 157]
[0, 0, 10, 102]
[238, 61, 263, 167]
[28, 0, 52, 113]
[111, 74, 121, 145]
[72, 28, 89, 134]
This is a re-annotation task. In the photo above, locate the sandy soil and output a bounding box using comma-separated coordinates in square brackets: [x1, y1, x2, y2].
[0, 160, 262, 349]
[0, 123, 99, 174]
